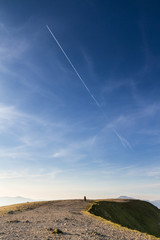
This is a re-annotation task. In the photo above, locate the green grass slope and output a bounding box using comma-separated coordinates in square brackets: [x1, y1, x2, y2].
[88, 199, 160, 237]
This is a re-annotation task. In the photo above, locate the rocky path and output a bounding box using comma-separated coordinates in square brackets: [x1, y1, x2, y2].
[0, 200, 158, 239]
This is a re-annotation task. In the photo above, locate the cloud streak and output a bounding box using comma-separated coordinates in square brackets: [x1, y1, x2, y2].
[51, 140, 91, 163]
[0, 167, 62, 180]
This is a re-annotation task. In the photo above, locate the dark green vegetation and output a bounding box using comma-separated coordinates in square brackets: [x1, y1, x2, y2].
[88, 199, 160, 238]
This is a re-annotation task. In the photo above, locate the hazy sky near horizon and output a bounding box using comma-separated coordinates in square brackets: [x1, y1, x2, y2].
[0, 0, 160, 201]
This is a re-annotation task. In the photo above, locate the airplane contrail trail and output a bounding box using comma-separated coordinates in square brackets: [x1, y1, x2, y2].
[46, 25, 132, 150]
[46, 25, 101, 108]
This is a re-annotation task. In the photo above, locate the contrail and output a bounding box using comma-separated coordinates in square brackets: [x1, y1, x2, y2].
[46, 25, 101, 108]
[113, 129, 133, 150]
[46, 25, 133, 151]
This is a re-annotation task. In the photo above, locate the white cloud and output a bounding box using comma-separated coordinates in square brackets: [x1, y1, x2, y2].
[0, 168, 61, 180]
[0, 147, 31, 160]
[51, 137, 96, 162]
[0, 102, 48, 132]
[0, 171, 23, 179]
[102, 78, 130, 93]
[52, 145, 87, 162]
[0, 40, 28, 62]
[0, 102, 64, 163]
[0, 24, 30, 77]
[125, 165, 160, 179]
[0, 103, 23, 129]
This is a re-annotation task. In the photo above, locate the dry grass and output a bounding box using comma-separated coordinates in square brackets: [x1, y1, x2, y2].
[0, 201, 50, 216]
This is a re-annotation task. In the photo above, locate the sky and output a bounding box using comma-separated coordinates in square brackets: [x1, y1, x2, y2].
[0, 0, 160, 201]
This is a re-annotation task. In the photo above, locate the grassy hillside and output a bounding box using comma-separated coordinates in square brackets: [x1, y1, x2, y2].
[88, 199, 160, 238]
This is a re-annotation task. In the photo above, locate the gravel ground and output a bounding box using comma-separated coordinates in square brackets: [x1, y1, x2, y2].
[0, 200, 158, 240]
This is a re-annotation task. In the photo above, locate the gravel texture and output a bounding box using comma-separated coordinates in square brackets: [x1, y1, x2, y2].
[0, 200, 158, 240]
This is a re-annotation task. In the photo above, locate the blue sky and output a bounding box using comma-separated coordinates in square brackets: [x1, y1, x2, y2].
[0, 0, 160, 200]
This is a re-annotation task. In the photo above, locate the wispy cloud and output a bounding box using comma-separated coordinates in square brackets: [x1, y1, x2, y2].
[0, 22, 58, 103]
[0, 24, 30, 75]
[124, 164, 160, 179]
[105, 101, 160, 136]
[102, 78, 131, 93]
[81, 49, 97, 81]
[0, 102, 69, 165]
[51, 142, 89, 162]
[0, 102, 49, 132]
[0, 168, 61, 180]
[0, 171, 23, 179]
[0, 147, 32, 160]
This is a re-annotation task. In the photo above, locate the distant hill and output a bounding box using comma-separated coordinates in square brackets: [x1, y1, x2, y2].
[151, 200, 160, 209]
[0, 196, 33, 207]
[118, 196, 135, 199]
[88, 199, 160, 237]
[118, 196, 160, 209]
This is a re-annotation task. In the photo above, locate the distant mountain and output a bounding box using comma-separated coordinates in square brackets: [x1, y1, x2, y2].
[118, 196, 135, 199]
[151, 200, 160, 209]
[0, 196, 34, 207]
[118, 196, 160, 209]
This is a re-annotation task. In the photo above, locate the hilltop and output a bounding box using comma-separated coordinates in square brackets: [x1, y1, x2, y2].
[0, 199, 159, 239]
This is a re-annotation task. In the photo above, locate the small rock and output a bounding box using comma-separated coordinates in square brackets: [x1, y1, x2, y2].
[8, 211, 14, 214]
[7, 220, 20, 223]
[91, 231, 101, 236]
[52, 228, 63, 234]
[47, 228, 53, 231]
[26, 207, 33, 210]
